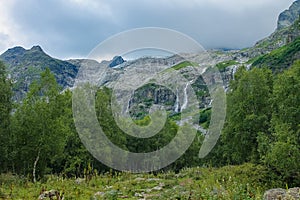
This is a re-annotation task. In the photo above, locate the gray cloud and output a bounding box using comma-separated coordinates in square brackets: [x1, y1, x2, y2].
[0, 32, 10, 51]
[0, 0, 295, 59]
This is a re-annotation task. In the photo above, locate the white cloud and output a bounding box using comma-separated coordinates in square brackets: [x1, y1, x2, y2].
[0, 0, 32, 52]
[0, 0, 297, 58]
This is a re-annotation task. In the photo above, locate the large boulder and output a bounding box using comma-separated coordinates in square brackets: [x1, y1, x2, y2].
[263, 187, 300, 200]
[38, 189, 64, 200]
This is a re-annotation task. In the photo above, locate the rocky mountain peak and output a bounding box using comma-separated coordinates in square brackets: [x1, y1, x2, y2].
[277, 0, 300, 30]
[1, 46, 26, 58]
[30, 45, 44, 52]
[7, 46, 25, 53]
[109, 56, 125, 68]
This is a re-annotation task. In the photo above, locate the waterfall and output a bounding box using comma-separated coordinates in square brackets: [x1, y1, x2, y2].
[126, 91, 134, 114]
[209, 99, 213, 107]
[180, 82, 189, 112]
[246, 64, 251, 70]
[174, 88, 180, 113]
[232, 65, 238, 79]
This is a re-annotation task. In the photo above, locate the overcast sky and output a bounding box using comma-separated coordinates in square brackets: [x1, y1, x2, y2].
[0, 0, 295, 59]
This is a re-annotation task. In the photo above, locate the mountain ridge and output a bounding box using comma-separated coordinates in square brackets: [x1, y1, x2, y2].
[1, 0, 300, 101]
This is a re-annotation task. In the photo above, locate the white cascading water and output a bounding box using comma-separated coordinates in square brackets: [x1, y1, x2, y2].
[174, 88, 180, 113]
[232, 65, 238, 79]
[180, 82, 189, 112]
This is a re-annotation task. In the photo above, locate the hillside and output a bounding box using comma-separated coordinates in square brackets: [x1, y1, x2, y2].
[252, 36, 300, 71]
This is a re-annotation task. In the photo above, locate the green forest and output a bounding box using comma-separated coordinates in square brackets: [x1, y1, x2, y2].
[0, 56, 299, 199]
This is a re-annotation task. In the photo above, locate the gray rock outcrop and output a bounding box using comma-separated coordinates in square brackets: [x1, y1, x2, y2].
[264, 187, 300, 200]
[278, 0, 300, 30]
[109, 56, 125, 68]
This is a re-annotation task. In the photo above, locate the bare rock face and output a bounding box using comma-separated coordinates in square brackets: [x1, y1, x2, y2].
[263, 187, 300, 200]
[109, 56, 125, 68]
[277, 0, 300, 30]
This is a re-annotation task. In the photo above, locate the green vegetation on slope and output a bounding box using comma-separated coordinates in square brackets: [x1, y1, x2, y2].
[252, 37, 300, 71]
[171, 61, 198, 70]
[199, 108, 211, 129]
[216, 60, 239, 72]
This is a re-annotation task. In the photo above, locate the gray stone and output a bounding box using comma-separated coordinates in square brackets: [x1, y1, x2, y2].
[263, 187, 300, 200]
[264, 188, 286, 200]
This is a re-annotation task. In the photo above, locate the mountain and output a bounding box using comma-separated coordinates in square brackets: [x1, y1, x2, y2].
[1, 0, 300, 105]
[0, 45, 79, 100]
[68, 54, 213, 121]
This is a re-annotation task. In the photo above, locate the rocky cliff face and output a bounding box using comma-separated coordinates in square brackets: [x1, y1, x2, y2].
[70, 53, 213, 118]
[277, 0, 300, 30]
